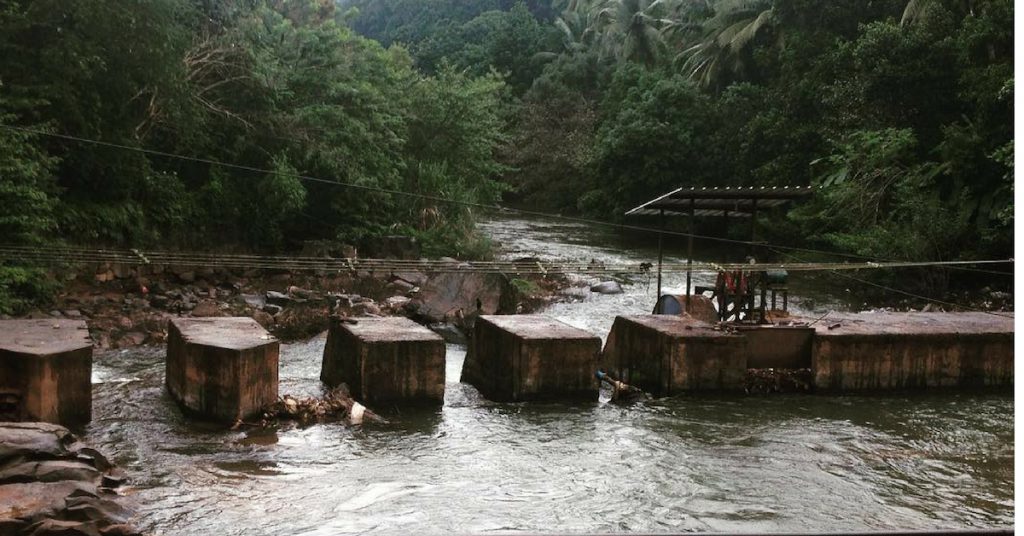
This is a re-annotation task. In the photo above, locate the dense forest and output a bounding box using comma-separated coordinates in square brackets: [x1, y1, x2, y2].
[0, 0, 1014, 312]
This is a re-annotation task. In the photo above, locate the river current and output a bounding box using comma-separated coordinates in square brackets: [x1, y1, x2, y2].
[84, 215, 1013, 535]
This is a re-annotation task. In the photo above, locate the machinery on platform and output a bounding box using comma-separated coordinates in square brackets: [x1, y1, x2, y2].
[698, 264, 789, 322]
[626, 186, 810, 323]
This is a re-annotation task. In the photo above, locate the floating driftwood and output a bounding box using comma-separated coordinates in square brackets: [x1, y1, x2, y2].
[233, 385, 386, 428]
[595, 369, 651, 403]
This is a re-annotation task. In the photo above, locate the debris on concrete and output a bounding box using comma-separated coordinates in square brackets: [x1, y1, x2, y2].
[745, 368, 813, 394]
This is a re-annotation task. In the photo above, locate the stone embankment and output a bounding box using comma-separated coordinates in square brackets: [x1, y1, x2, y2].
[0, 422, 139, 536]
[3, 259, 567, 348]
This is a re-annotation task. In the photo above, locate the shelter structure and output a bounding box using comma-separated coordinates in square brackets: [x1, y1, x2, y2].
[625, 185, 814, 321]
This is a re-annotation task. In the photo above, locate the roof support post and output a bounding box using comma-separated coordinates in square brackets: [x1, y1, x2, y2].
[686, 197, 695, 299]
[749, 197, 758, 257]
[657, 209, 664, 299]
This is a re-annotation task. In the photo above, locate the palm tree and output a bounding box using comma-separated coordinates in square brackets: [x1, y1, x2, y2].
[531, 0, 600, 63]
[676, 0, 774, 89]
[555, 0, 602, 54]
[900, 0, 976, 25]
[660, 0, 712, 48]
[590, 0, 678, 66]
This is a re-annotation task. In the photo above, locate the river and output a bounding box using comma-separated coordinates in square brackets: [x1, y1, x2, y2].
[84, 215, 1013, 535]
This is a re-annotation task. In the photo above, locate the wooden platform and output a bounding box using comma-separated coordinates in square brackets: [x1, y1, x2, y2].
[321, 317, 445, 404]
[0, 319, 93, 425]
[166, 317, 279, 422]
[462, 315, 601, 401]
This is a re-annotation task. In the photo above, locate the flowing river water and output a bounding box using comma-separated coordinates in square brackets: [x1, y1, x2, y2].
[84, 215, 1013, 535]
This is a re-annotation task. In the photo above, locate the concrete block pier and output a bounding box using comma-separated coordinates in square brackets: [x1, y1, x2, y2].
[321, 317, 445, 404]
[604, 312, 1012, 395]
[166, 317, 279, 422]
[811, 312, 1014, 391]
[462, 315, 601, 401]
[602, 315, 747, 395]
[0, 319, 93, 425]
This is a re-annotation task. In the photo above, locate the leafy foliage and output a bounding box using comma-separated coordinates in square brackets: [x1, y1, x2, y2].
[1, 0, 509, 254]
[0, 113, 59, 313]
[0, 0, 1013, 311]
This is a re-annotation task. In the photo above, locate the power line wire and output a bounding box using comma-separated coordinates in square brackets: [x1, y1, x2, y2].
[766, 246, 1014, 319]
[1, 124, 1013, 277]
[0, 245, 1012, 276]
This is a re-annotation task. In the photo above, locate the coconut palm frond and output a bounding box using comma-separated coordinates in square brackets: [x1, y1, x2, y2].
[728, 8, 772, 53]
[900, 0, 934, 25]
[674, 0, 774, 89]
[555, 16, 574, 40]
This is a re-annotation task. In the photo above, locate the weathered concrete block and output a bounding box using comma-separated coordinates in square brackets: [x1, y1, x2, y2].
[736, 325, 813, 369]
[811, 312, 1014, 391]
[321, 317, 445, 404]
[602, 315, 747, 395]
[166, 317, 279, 422]
[0, 319, 92, 425]
[463, 315, 600, 401]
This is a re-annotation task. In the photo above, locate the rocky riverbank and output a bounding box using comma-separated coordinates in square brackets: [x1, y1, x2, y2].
[0, 422, 139, 536]
[2, 261, 572, 348]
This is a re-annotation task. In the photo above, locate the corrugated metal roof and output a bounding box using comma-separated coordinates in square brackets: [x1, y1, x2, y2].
[625, 185, 816, 216]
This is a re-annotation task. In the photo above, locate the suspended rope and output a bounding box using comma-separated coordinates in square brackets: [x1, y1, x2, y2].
[765, 246, 1014, 319]
[0, 124, 1012, 278]
[0, 245, 1013, 277]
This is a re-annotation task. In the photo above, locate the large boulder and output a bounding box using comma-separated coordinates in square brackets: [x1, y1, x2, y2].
[391, 271, 428, 287]
[265, 291, 293, 306]
[0, 422, 73, 461]
[590, 281, 624, 295]
[412, 272, 511, 324]
[0, 423, 141, 536]
[0, 461, 100, 485]
[189, 300, 222, 318]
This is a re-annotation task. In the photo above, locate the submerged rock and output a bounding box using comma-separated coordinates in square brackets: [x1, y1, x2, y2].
[590, 281, 623, 295]
[385, 296, 412, 310]
[428, 322, 467, 345]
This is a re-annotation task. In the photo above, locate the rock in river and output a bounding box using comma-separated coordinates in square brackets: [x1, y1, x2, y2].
[413, 272, 510, 324]
[266, 290, 292, 306]
[0, 422, 141, 536]
[590, 281, 624, 295]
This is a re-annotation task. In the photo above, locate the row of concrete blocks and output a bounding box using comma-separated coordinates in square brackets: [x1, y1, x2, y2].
[467, 313, 1014, 399]
[1, 316, 444, 426]
[0, 314, 602, 426]
[1, 311, 1015, 426]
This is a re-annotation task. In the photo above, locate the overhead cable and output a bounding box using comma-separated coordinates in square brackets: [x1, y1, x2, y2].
[1, 123, 1012, 277]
